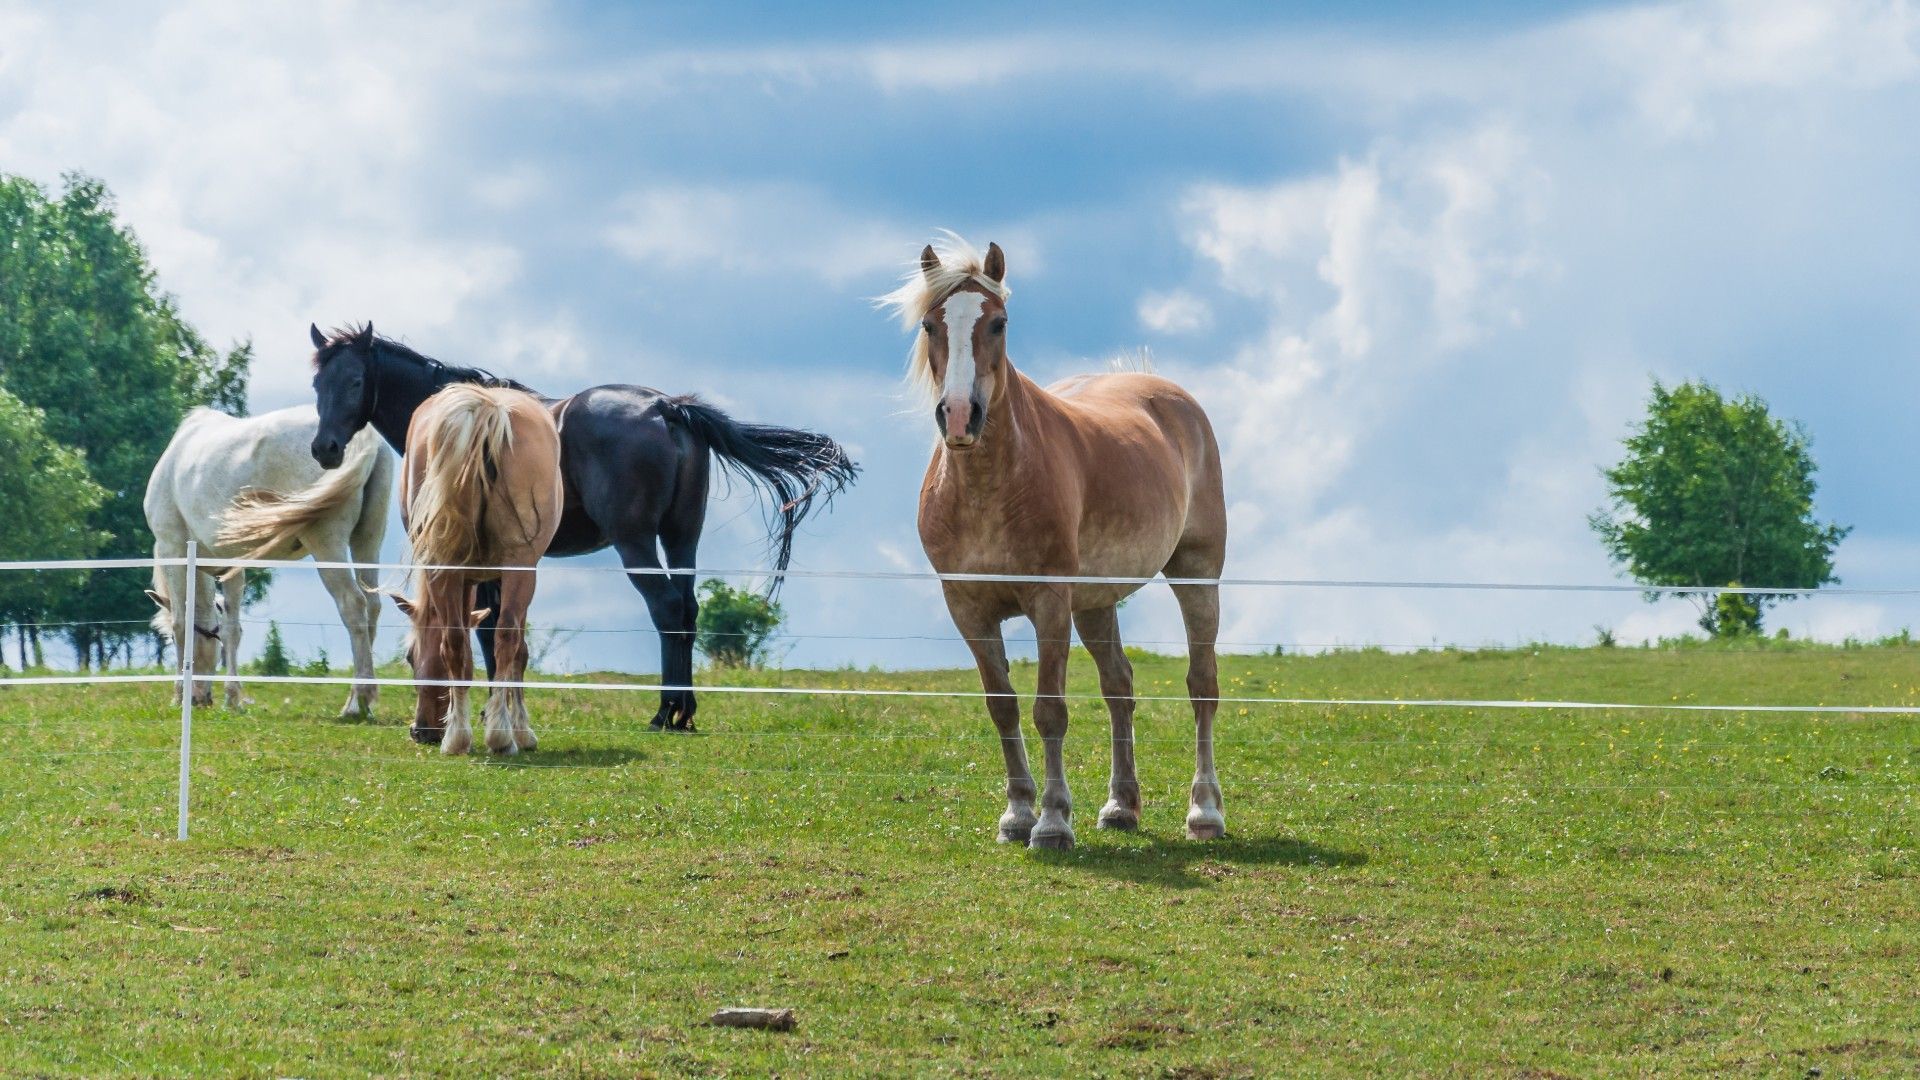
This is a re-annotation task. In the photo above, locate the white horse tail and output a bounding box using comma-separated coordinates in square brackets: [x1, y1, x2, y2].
[216, 428, 383, 570]
[409, 384, 518, 571]
[148, 571, 175, 640]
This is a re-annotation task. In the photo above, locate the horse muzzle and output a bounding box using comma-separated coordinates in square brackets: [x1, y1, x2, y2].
[311, 436, 345, 470]
[935, 396, 985, 448]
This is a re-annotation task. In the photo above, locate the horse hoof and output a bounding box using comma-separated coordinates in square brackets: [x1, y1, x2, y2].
[1096, 803, 1140, 831]
[1028, 828, 1075, 851]
[409, 726, 441, 746]
[1186, 809, 1226, 841]
[997, 817, 1035, 845]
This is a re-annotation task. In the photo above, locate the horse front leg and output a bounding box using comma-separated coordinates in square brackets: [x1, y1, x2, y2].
[951, 601, 1035, 843]
[472, 578, 502, 681]
[1026, 587, 1076, 850]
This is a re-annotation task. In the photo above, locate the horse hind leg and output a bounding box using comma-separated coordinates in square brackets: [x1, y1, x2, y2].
[1166, 548, 1225, 841]
[220, 571, 248, 709]
[442, 689, 474, 756]
[440, 603, 476, 756]
[317, 563, 374, 718]
[1073, 604, 1140, 831]
[484, 570, 539, 755]
[616, 538, 695, 732]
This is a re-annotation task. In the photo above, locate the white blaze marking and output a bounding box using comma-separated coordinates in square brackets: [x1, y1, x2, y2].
[940, 292, 985, 408]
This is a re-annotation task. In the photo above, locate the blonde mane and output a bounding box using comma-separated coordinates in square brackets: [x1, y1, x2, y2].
[876, 231, 1011, 405]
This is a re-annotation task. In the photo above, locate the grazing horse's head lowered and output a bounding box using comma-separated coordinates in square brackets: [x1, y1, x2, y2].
[307, 322, 378, 469]
[881, 233, 1010, 450]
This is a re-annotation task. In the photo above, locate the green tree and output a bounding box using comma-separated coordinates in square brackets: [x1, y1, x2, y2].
[256, 621, 292, 678]
[0, 388, 109, 667]
[694, 579, 785, 668]
[0, 173, 252, 667]
[1589, 379, 1849, 637]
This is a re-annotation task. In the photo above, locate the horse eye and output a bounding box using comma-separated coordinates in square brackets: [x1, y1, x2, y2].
[991, 318, 1007, 334]
[921, 319, 935, 335]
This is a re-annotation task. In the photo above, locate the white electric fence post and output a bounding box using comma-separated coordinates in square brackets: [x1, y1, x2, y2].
[176, 541, 197, 841]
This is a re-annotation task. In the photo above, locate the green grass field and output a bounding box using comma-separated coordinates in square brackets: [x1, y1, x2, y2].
[4, 643, 1918, 1076]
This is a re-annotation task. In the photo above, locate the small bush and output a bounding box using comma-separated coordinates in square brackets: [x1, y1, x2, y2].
[1594, 625, 1618, 648]
[300, 648, 330, 677]
[694, 579, 784, 668]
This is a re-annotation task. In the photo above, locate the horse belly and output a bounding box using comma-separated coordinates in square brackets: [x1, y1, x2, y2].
[1072, 523, 1183, 610]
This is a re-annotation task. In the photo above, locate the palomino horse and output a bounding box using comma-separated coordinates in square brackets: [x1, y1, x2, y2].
[143, 405, 392, 712]
[305, 324, 857, 731]
[388, 383, 561, 755]
[883, 236, 1229, 850]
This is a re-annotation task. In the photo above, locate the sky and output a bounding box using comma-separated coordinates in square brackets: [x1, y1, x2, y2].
[3, 0, 1919, 673]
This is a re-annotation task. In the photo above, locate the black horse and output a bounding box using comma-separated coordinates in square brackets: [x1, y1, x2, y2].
[305, 323, 857, 731]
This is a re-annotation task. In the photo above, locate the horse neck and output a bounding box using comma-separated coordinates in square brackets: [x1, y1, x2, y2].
[366, 348, 451, 454]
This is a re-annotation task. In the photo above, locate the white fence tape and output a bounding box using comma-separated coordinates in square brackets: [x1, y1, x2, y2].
[0, 552, 1909, 595]
[14, 668, 1920, 716]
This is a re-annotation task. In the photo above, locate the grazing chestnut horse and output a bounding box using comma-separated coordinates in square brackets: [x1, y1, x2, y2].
[389, 384, 561, 755]
[883, 236, 1228, 850]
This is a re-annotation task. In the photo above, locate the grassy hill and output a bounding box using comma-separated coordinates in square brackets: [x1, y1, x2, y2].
[3, 643, 1917, 1075]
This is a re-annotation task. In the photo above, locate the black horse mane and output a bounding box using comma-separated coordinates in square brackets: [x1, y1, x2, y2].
[316, 323, 535, 394]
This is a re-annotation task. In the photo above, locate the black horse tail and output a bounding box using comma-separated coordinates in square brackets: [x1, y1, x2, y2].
[662, 396, 859, 594]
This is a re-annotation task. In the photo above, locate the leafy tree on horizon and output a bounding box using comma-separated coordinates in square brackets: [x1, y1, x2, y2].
[0, 388, 109, 668]
[0, 172, 253, 667]
[1590, 379, 1849, 637]
[255, 621, 292, 678]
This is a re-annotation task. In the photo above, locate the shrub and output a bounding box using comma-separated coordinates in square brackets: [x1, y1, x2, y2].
[694, 579, 784, 668]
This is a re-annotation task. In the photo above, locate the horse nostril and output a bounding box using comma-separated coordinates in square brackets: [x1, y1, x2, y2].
[934, 403, 948, 428]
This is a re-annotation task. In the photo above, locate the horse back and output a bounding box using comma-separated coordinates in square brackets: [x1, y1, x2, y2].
[1046, 372, 1221, 504]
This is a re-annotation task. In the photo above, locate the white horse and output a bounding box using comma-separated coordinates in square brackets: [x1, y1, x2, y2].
[143, 405, 393, 713]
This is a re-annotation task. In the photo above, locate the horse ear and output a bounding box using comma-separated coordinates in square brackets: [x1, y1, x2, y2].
[469, 608, 492, 628]
[353, 322, 374, 347]
[386, 592, 416, 618]
[984, 242, 1006, 284]
[309, 323, 327, 350]
[920, 244, 940, 281]
[145, 589, 167, 610]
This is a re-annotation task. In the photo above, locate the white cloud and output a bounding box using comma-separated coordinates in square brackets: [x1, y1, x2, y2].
[1136, 290, 1211, 334]
[0, 0, 541, 406]
[604, 182, 911, 285]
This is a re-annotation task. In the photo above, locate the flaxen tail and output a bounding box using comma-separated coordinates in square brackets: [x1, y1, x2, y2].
[408, 384, 519, 570]
[217, 429, 384, 574]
